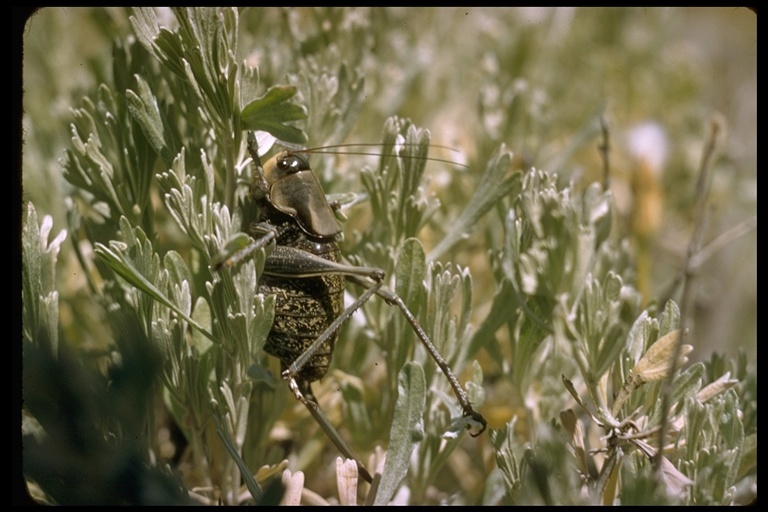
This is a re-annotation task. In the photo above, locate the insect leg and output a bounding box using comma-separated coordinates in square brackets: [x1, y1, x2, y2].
[263, 245, 384, 281]
[212, 223, 282, 271]
[292, 379, 374, 483]
[271, 269, 381, 484]
[346, 275, 487, 436]
[268, 250, 487, 435]
[259, 248, 386, 483]
[261, 248, 385, 385]
[283, 280, 382, 387]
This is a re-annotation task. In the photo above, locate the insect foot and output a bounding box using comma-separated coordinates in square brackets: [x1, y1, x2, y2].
[465, 408, 488, 437]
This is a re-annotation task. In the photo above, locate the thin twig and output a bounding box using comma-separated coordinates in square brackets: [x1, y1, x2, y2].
[661, 214, 756, 305]
[690, 216, 756, 271]
[654, 117, 721, 473]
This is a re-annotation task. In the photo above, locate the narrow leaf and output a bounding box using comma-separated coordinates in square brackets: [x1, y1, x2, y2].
[374, 362, 426, 505]
[212, 413, 264, 503]
[562, 374, 601, 426]
[95, 242, 215, 342]
[697, 372, 738, 403]
[395, 238, 426, 314]
[428, 146, 519, 260]
[125, 75, 171, 162]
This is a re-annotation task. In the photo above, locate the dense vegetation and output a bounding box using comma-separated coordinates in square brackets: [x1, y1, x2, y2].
[20, 7, 755, 505]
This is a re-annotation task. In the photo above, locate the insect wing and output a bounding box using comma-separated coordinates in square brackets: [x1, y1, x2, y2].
[270, 169, 341, 237]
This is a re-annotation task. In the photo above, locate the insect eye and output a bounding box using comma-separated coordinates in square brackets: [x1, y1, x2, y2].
[277, 154, 310, 173]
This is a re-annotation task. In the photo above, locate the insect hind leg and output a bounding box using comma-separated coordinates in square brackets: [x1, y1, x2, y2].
[291, 377, 374, 484]
[346, 275, 488, 437]
[282, 280, 383, 383]
[281, 282, 385, 485]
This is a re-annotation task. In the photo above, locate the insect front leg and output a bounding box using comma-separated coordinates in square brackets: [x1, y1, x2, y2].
[212, 222, 283, 271]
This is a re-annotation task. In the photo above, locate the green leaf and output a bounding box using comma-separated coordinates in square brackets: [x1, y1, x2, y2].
[468, 281, 514, 360]
[626, 310, 653, 363]
[22, 204, 45, 336]
[125, 75, 174, 164]
[658, 300, 681, 337]
[163, 250, 193, 291]
[671, 361, 704, 408]
[22, 203, 66, 352]
[94, 220, 215, 342]
[250, 294, 275, 358]
[429, 145, 520, 260]
[129, 7, 161, 54]
[240, 85, 308, 145]
[297, 61, 365, 147]
[213, 412, 264, 503]
[246, 362, 277, 388]
[491, 418, 524, 497]
[395, 238, 426, 315]
[212, 232, 257, 269]
[191, 296, 213, 355]
[374, 362, 426, 505]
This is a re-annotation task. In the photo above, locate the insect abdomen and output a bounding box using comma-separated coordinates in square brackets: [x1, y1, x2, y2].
[260, 226, 344, 384]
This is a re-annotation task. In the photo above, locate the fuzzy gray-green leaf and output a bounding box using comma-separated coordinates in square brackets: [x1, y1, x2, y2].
[429, 145, 519, 260]
[658, 300, 681, 337]
[374, 362, 426, 505]
[190, 296, 213, 355]
[94, 239, 214, 343]
[240, 85, 308, 145]
[126, 76, 170, 162]
[395, 238, 426, 314]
